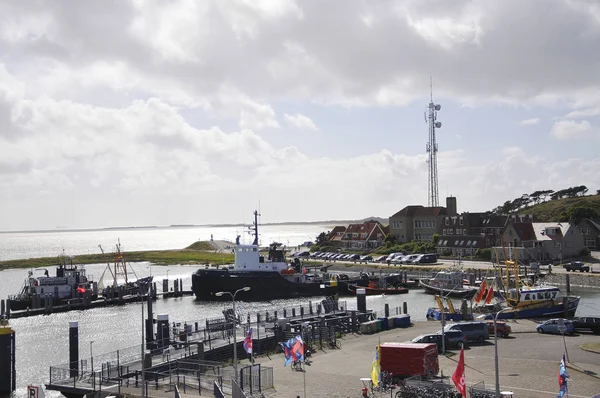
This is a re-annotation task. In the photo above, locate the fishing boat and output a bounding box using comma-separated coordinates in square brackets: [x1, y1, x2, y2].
[7, 253, 98, 311]
[475, 250, 580, 319]
[97, 240, 153, 299]
[191, 211, 340, 301]
[419, 270, 479, 299]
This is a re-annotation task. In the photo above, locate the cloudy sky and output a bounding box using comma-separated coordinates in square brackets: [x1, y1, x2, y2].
[1, 0, 600, 231]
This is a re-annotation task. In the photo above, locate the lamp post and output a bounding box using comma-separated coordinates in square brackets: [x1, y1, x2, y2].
[494, 308, 511, 398]
[141, 292, 146, 398]
[216, 287, 251, 382]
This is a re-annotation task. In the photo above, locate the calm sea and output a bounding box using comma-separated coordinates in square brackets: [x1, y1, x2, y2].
[0, 223, 334, 261]
[1, 226, 599, 397]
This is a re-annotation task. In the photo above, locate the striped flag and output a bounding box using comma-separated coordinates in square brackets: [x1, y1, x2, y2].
[243, 328, 253, 354]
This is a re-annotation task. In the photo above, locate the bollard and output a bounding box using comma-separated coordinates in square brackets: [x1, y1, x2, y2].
[292, 308, 296, 317]
[309, 301, 313, 315]
[384, 303, 389, 318]
[300, 307, 304, 318]
[179, 278, 183, 294]
[69, 321, 79, 378]
[163, 279, 168, 295]
[283, 308, 287, 318]
[274, 310, 278, 319]
[146, 288, 154, 348]
[356, 289, 366, 313]
[403, 302, 408, 314]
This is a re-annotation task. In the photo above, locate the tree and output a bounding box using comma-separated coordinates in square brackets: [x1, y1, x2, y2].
[315, 232, 329, 246]
[384, 233, 397, 245]
[431, 233, 440, 245]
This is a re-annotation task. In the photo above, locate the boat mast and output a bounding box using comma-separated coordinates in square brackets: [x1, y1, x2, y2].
[252, 210, 259, 246]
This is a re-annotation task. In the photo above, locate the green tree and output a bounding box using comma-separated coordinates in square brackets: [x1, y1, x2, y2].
[384, 233, 397, 245]
[315, 232, 329, 246]
[431, 233, 440, 245]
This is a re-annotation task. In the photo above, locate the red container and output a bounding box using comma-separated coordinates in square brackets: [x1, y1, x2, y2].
[379, 342, 439, 377]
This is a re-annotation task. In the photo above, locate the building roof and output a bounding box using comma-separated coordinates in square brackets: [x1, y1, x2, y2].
[390, 205, 423, 218]
[328, 226, 346, 241]
[437, 235, 485, 249]
[511, 222, 570, 242]
[391, 205, 447, 218]
[343, 221, 385, 241]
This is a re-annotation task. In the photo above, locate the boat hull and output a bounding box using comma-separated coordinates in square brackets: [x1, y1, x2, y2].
[426, 307, 470, 321]
[496, 296, 581, 319]
[348, 284, 409, 295]
[419, 280, 478, 299]
[191, 269, 339, 301]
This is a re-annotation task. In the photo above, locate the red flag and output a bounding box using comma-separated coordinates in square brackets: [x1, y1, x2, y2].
[452, 347, 467, 397]
[474, 280, 487, 303]
[485, 286, 494, 304]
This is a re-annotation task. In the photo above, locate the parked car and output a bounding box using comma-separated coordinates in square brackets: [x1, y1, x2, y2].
[410, 334, 445, 352]
[571, 317, 600, 334]
[536, 319, 575, 335]
[348, 254, 361, 260]
[374, 255, 388, 262]
[563, 261, 590, 272]
[411, 253, 438, 264]
[402, 254, 421, 264]
[360, 255, 373, 261]
[437, 330, 468, 349]
[485, 320, 512, 337]
[443, 321, 489, 344]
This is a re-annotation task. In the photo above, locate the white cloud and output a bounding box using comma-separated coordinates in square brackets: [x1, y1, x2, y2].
[519, 118, 540, 125]
[550, 120, 593, 140]
[1, 1, 600, 230]
[284, 113, 317, 130]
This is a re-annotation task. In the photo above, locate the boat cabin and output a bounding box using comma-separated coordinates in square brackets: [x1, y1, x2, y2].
[507, 286, 560, 304]
[233, 244, 288, 272]
[428, 271, 466, 289]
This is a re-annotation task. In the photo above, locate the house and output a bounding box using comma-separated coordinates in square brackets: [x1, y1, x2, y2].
[327, 226, 347, 248]
[389, 196, 456, 243]
[339, 221, 388, 249]
[495, 222, 585, 262]
[576, 218, 600, 251]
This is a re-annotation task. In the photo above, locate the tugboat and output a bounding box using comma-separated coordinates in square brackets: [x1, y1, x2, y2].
[7, 253, 98, 311]
[191, 211, 339, 301]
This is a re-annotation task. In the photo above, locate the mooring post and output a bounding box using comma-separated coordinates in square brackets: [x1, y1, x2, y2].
[356, 289, 366, 313]
[403, 302, 408, 314]
[69, 321, 79, 378]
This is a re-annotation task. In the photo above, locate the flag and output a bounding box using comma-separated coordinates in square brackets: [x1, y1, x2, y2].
[474, 280, 487, 303]
[371, 344, 381, 388]
[279, 336, 304, 366]
[557, 354, 569, 397]
[452, 347, 466, 397]
[243, 328, 253, 355]
[485, 286, 495, 304]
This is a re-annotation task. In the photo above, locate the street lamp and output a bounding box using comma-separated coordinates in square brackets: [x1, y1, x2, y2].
[494, 308, 511, 398]
[215, 287, 251, 382]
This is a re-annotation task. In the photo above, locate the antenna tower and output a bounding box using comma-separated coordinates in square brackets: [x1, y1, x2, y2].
[426, 77, 442, 207]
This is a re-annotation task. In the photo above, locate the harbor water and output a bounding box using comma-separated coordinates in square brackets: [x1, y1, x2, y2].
[0, 226, 599, 397]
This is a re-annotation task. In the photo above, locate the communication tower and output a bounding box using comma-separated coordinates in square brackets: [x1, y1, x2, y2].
[425, 77, 442, 207]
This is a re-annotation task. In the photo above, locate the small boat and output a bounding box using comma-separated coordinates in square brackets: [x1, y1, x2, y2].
[348, 280, 409, 295]
[7, 253, 98, 311]
[426, 295, 472, 321]
[419, 270, 479, 299]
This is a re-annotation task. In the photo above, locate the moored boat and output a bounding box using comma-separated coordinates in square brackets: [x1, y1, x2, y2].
[7, 253, 98, 311]
[419, 270, 479, 299]
[191, 211, 340, 301]
[347, 281, 409, 296]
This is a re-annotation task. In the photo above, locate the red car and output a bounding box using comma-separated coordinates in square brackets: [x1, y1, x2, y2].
[486, 320, 511, 337]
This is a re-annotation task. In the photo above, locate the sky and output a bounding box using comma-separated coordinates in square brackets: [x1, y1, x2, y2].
[1, 0, 600, 231]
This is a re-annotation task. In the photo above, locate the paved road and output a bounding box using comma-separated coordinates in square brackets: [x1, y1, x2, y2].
[253, 320, 600, 397]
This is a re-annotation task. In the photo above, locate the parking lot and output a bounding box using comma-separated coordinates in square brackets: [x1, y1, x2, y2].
[253, 320, 600, 397]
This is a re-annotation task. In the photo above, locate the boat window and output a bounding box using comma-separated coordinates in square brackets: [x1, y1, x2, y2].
[545, 292, 551, 299]
[524, 294, 530, 300]
[552, 292, 557, 299]
[41, 288, 44, 293]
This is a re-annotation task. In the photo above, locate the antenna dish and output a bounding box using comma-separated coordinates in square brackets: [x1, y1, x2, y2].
[435, 104, 441, 111]
[435, 122, 442, 128]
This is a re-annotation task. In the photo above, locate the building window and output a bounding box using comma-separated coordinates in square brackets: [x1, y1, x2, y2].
[445, 218, 449, 226]
[459, 217, 464, 226]
[398, 221, 403, 230]
[580, 228, 590, 235]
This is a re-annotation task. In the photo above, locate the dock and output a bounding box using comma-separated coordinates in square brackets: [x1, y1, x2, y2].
[45, 295, 386, 398]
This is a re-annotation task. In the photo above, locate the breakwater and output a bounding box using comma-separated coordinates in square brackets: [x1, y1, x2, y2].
[543, 272, 600, 289]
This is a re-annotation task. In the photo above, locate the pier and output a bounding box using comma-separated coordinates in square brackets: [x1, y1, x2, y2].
[45, 293, 399, 398]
